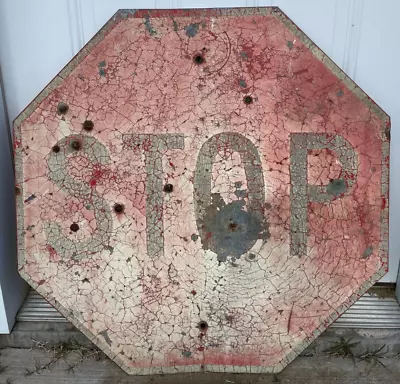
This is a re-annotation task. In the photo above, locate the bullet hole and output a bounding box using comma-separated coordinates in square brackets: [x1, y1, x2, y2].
[228, 221, 239, 232]
[70, 223, 79, 232]
[198, 321, 208, 331]
[243, 95, 253, 104]
[191, 290, 197, 295]
[164, 183, 174, 193]
[15, 187, 21, 195]
[52, 145, 60, 153]
[114, 203, 125, 213]
[57, 102, 69, 115]
[248, 253, 256, 260]
[193, 53, 205, 65]
[83, 120, 94, 131]
[70, 140, 81, 150]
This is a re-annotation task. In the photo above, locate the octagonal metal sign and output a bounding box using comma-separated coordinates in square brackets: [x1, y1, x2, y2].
[15, 8, 389, 375]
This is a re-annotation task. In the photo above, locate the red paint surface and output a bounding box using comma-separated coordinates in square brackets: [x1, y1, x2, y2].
[15, 9, 389, 375]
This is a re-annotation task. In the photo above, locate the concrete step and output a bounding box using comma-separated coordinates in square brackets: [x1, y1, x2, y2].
[2, 321, 400, 358]
[0, 347, 399, 383]
[17, 285, 400, 328]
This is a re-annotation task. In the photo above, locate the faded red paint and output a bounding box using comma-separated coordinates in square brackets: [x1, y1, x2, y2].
[15, 8, 389, 375]
[46, 245, 58, 261]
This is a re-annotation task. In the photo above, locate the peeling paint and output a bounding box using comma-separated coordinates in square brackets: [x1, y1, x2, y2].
[15, 7, 389, 376]
[327, 178, 347, 196]
[362, 246, 374, 259]
[98, 61, 106, 77]
[144, 15, 156, 35]
[99, 330, 112, 346]
[199, 193, 270, 262]
[184, 23, 200, 37]
[24, 194, 36, 203]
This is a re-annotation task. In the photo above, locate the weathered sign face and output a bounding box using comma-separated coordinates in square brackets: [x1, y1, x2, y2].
[15, 8, 389, 375]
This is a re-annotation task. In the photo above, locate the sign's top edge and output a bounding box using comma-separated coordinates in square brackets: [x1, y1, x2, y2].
[114, 7, 282, 17]
[112, 8, 285, 24]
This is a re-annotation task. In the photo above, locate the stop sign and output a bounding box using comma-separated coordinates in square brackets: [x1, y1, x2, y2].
[15, 8, 389, 375]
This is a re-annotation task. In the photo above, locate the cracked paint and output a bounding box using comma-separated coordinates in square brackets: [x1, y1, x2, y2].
[14, 7, 389, 376]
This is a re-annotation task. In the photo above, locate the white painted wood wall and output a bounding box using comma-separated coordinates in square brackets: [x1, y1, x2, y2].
[0, 0, 399, 332]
